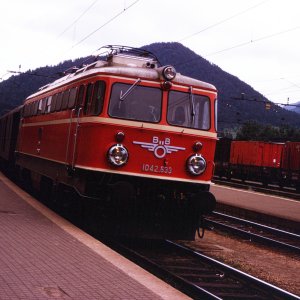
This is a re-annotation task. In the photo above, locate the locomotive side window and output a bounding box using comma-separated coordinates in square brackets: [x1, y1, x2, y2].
[37, 100, 42, 115]
[68, 87, 77, 108]
[89, 81, 105, 115]
[37, 98, 46, 115]
[26, 104, 30, 116]
[167, 91, 210, 130]
[26, 104, 31, 117]
[41, 98, 47, 114]
[50, 94, 57, 112]
[77, 85, 85, 108]
[29, 103, 34, 116]
[84, 83, 93, 114]
[23, 105, 28, 117]
[61, 90, 70, 110]
[46, 96, 52, 113]
[55, 93, 63, 111]
[37, 99, 43, 115]
[33, 101, 39, 116]
[109, 83, 162, 123]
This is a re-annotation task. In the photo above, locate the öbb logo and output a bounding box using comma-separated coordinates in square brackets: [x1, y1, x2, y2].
[133, 136, 186, 159]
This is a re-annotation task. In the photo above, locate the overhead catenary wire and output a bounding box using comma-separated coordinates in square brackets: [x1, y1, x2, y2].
[55, 0, 99, 40]
[1, 1, 299, 107]
[230, 94, 300, 108]
[174, 24, 300, 70]
[172, 1, 300, 104]
[172, 23, 300, 104]
[4, 0, 142, 83]
[7, 70, 57, 79]
[205, 25, 300, 57]
[178, 0, 269, 42]
[3, 0, 141, 81]
[70, 0, 140, 50]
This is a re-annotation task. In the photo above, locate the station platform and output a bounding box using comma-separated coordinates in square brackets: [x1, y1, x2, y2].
[0, 172, 189, 300]
[211, 184, 300, 227]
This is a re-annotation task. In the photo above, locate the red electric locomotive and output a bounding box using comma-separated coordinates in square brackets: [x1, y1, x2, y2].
[1, 46, 218, 239]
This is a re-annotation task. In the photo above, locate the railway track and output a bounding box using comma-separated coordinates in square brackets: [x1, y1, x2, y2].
[205, 212, 300, 254]
[108, 238, 299, 299]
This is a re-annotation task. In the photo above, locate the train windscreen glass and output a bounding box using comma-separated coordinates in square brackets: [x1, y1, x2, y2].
[109, 83, 162, 123]
[167, 91, 210, 130]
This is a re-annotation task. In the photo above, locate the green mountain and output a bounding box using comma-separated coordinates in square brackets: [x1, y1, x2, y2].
[1, 42, 299, 131]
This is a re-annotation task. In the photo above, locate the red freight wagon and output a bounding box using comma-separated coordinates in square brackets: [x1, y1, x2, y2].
[230, 141, 283, 168]
[228, 141, 284, 185]
[214, 138, 300, 190]
[281, 142, 300, 190]
[282, 142, 300, 171]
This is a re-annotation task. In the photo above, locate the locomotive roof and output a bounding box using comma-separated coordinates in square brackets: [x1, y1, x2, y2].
[26, 52, 217, 101]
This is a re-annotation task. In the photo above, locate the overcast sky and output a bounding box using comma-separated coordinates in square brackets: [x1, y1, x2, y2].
[1, 0, 300, 105]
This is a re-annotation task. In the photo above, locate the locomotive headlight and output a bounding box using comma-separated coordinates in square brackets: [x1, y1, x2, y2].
[162, 65, 176, 81]
[186, 154, 206, 176]
[107, 144, 128, 167]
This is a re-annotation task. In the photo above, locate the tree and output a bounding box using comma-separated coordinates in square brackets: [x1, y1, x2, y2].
[236, 121, 300, 141]
[236, 121, 262, 140]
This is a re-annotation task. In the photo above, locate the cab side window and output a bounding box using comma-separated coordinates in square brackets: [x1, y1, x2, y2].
[84, 84, 93, 114]
[46, 96, 52, 113]
[90, 81, 105, 115]
[50, 94, 57, 112]
[84, 81, 106, 116]
[68, 87, 77, 109]
[77, 85, 85, 108]
[61, 90, 70, 110]
[55, 93, 63, 111]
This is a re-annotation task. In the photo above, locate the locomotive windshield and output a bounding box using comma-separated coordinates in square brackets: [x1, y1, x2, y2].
[109, 83, 162, 122]
[167, 91, 210, 130]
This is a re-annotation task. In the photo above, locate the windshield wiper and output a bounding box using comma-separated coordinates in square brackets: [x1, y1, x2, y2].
[189, 86, 195, 126]
[119, 78, 141, 101]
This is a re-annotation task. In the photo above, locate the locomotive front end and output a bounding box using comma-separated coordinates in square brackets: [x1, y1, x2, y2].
[75, 47, 218, 239]
[17, 46, 217, 240]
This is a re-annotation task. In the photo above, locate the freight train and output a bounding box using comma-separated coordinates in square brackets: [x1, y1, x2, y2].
[214, 138, 300, 191]
[0, 45, 218, 240]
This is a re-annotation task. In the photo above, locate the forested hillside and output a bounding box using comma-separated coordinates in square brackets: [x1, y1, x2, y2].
[143, 43, 300, 130]
[0, 42, 299, 131]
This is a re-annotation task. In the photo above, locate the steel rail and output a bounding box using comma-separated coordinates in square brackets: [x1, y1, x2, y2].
[166, 240, 300, 300]
[205, 211, 300, 253]
[107, 238, 299, 300]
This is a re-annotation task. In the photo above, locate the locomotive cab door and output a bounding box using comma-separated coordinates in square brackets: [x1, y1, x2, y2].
[65, 81, 106, 171]
[65, 85, 85, 171]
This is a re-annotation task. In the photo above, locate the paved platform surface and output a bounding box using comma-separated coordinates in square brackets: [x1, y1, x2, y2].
[0, 173, 189, 300]
[211, 184, 300, 224]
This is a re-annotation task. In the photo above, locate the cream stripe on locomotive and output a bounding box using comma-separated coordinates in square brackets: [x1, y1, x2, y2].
[21, 117, 218, 138]
[74, 164, 213, 184]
